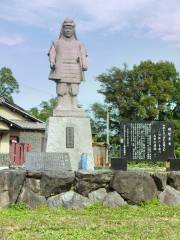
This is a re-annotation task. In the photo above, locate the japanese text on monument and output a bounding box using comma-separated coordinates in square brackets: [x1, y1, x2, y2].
[120, 121, 174, 161]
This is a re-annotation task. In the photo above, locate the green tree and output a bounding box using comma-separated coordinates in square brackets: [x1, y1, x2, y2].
[0, 67, 19, 103]
[171, 79, 180, 120]
[28, 97, 57, 122]
[88, 102, 107, 142]
[97, 61, 178, 121]
[133, 61, 178, 120]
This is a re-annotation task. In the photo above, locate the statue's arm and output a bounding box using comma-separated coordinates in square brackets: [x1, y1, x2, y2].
[48, 42, 56, 70]
[79, 43, 88, 71]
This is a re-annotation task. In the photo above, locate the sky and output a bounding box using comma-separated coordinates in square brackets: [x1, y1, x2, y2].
[0, 0, 180, 111]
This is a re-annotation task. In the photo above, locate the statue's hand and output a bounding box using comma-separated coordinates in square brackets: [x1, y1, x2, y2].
[50, 63, 55, 70]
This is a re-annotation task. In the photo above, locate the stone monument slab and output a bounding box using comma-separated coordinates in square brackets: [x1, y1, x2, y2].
[25, 152, 71, 171]
[120, 121, 174, 162]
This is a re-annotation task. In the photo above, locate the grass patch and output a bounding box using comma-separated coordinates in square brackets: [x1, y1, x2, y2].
[128, 161, 167, 173]
[0, 200, 180, 240]
[128, 161, 165, 168]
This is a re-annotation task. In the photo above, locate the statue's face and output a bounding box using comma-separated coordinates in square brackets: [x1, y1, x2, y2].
[62, 25, 74, 38]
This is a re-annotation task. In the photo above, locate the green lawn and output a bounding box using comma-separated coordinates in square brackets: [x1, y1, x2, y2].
[0, 200, 180, 240]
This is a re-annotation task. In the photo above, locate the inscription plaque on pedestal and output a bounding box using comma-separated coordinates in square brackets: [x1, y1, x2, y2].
[120, 121, 174, 162]
[66, 127, 74, 148]
[25, 152, 71, 171]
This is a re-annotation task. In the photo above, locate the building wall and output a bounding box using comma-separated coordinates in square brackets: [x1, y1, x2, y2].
[0, 132, 10, 153]
[93, 144, 106, 166]
[0, 105, 26, 120]
[19, 131, 44, 152]
[9, 130, 20, 138]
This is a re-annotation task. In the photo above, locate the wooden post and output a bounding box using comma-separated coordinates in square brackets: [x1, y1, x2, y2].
[106, 108, 110, 166]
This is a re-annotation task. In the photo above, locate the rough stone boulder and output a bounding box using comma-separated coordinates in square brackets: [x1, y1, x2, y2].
[18, 187, 47, 208]
[8, 170, 26, 202]
[48, 191, 92, 209]
[0, 170, 26, 207]
[40, 171, 75, 197]
[167, 172, 180, 191]
[63, 191, 92, 209]
[111, 171, 157, 204]
[159, 185, 180, 206]
[88, 188, 107, 203]
[25, 178, 41, 194]
[103, 191, 127, 207]
[0, 191, 10, 208]
[0, 170, 9, 193]
[47, 191, 73, 208]
[26, 171, 43, 179]
[75, 170, 113, 196]
[151, 173, 167, 191]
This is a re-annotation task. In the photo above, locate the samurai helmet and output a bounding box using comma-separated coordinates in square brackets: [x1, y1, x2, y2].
[59, 17, 77, 39]
[62, 17, 75, 27]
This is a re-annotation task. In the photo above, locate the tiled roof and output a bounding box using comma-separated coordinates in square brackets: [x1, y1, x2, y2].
[0, 97, 43, 123]
[0, 116, 45, 130]
[11, 120, 46, 130]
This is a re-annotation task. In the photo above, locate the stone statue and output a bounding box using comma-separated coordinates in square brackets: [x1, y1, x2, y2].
[46, 18, 94, 171]
[48, 18, 88, 111]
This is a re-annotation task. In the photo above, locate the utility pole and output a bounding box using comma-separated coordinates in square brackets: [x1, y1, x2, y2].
[106, 107, 110, 166]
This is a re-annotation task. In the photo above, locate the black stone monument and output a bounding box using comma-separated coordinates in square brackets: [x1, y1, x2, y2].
[167, 158, 180, 171]
[120, 121, 174, 162]
[111, 157, 127, 170]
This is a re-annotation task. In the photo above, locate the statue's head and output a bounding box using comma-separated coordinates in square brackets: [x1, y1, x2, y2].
[59, 18, 77, 39]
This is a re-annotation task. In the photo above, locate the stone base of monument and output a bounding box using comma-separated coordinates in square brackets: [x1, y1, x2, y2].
[1, 169, 180, 208]
[45, 115, 94, 171]
[53, 108, 87, 117]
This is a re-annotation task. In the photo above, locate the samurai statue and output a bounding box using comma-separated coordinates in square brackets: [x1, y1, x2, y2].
[48, 18, 88, 110]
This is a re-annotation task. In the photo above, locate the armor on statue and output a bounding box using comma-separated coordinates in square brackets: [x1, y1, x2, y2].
[48, 18, 88, 110]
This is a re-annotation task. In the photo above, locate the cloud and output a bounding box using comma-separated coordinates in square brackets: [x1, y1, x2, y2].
[139, 0, 180, 45]
[0, 0, 153, 30]
[0, 0, 180, 45]
[0, 34, 25, 46]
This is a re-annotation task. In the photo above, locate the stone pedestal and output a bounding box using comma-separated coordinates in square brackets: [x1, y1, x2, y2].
[46, 111, 94, 171]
